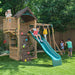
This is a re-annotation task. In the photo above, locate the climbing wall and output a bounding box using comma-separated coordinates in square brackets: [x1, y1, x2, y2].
[20, 22, 35, 61]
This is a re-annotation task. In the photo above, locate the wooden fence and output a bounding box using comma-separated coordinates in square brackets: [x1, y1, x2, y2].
[55, 29, 75, 49]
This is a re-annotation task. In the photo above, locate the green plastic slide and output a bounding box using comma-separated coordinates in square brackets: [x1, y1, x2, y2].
[29, 31, 62, 66]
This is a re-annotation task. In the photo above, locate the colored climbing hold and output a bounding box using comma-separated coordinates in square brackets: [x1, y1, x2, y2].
[3, 40, 6, 44]
[23, 44, 26, 48]
[25, 59, 27, 62]
[27, 52, 30, 55]
[21, 32, 23, 35]
[25, 39, 28, 42]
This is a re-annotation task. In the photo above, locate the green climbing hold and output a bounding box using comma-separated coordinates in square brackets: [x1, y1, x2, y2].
[23, 44, 26, 48]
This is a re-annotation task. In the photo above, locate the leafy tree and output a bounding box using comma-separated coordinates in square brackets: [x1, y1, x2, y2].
[23, 0, 75, 31]
[0, 0, 26, 16]
[0, 30, 6, 54]
[0, 0, 74, 31]
[38, 0, 75, 31]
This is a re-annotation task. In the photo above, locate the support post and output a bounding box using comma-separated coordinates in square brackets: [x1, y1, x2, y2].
[55, 41, 62, 55]
[17, 18, 20, 60]
[9, 35, 11, 56]
[52, 27, 56, 51]
[34, 20, 37, 58]
[47, 26, 51, 45]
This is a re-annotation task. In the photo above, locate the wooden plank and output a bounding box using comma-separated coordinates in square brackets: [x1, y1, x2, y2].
[30, 23, 50, 26]
[52, 27, 56, 51]
[36, 23, 50, 26]
[30, 57, 37, 59]
[0, 54, 9, 56]
[34, 20, 37, 58]
[9, 35, 11, 49]
[10, 56, 19, 61]
[17, 18, 20, 60]
[10, 47, 18, 50]
[3, 17, 17, 33]
[47, 26, 51, 45]
[55, 41, 62, 55]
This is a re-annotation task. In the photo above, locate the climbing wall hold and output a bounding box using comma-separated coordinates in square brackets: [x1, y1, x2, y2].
[24, 59, 27, 62]
[3, 40, 6, 44]
[25, 39, 28, 42]
[23, 44, 26, 48]
[27, 52, 30, 55]
[21, 32, 23, 35]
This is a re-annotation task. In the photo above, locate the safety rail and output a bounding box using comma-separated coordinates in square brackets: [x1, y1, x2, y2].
[3, 17, 17, 34]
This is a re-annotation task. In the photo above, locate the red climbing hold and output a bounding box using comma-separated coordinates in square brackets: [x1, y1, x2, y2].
[21, 32, 23, 35]
[3, 40, 6, 44]
[27, 52, 30, 54]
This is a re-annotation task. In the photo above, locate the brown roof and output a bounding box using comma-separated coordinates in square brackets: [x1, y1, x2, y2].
[14, 7, 37, 22]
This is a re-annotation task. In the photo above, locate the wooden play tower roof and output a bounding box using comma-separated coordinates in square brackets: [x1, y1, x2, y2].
[14, 7, 37, 22]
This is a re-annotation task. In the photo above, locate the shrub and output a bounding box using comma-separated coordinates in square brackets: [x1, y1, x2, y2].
[0, 30, 9, 54]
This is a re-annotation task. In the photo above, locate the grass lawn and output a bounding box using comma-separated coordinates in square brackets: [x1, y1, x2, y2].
[0, 52, 75, 75]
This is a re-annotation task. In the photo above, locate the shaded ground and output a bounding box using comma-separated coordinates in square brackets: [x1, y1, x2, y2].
[0, 52, 75, 75]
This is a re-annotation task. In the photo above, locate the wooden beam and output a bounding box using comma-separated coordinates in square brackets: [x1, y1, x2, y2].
[0, 54, 9, 56]
[36, 23, 50, 26]
[52, 27, 56, 51]
[9, 35, 11, 50]
[34, 20, 37, 28]
[34, 20, 37, 58]
[47, 26, 51, 45]
[55, 41, 62, 55]
[17, 18, 20, 60]
[30, 23, 50, 26]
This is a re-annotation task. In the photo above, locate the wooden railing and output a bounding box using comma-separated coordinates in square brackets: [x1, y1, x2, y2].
[3, 17, 17, 33]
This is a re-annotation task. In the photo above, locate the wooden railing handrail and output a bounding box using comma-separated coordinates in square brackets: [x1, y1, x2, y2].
[3, 17, 15, 20]
[3, 17, 17, 32]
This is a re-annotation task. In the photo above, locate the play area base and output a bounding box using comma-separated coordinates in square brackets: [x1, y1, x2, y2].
[29, 31, 62, 66]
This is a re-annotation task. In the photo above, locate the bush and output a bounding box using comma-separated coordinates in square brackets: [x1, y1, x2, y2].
[0, 30, 9, 54]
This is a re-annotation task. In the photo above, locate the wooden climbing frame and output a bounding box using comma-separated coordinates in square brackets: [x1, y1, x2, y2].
[3, 7, 62, 61]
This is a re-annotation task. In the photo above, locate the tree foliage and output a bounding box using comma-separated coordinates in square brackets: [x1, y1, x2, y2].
[38, 0, 75, 31]
[0, 0, 26, 16]
[0, 0, 75, 31]
[0, 30, 6, 54]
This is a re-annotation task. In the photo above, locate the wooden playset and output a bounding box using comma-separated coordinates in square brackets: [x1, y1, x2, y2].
[3, 7, 62, 61]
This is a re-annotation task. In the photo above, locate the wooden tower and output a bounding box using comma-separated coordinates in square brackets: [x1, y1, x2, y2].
[3, 7, 37, 61]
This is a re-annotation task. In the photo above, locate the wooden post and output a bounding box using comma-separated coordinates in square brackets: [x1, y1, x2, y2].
[9, 35, 11, 56]
[52, 27, 56, 51]
[17, 18, 20, 60]
[34, 20, 37, 28]
[55, 41, 62, 55]
[47, 26, 51, 45]
[34, 20, 37, 58]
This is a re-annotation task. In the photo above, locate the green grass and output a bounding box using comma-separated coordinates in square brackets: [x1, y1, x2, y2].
[0, 52, 75, 75]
